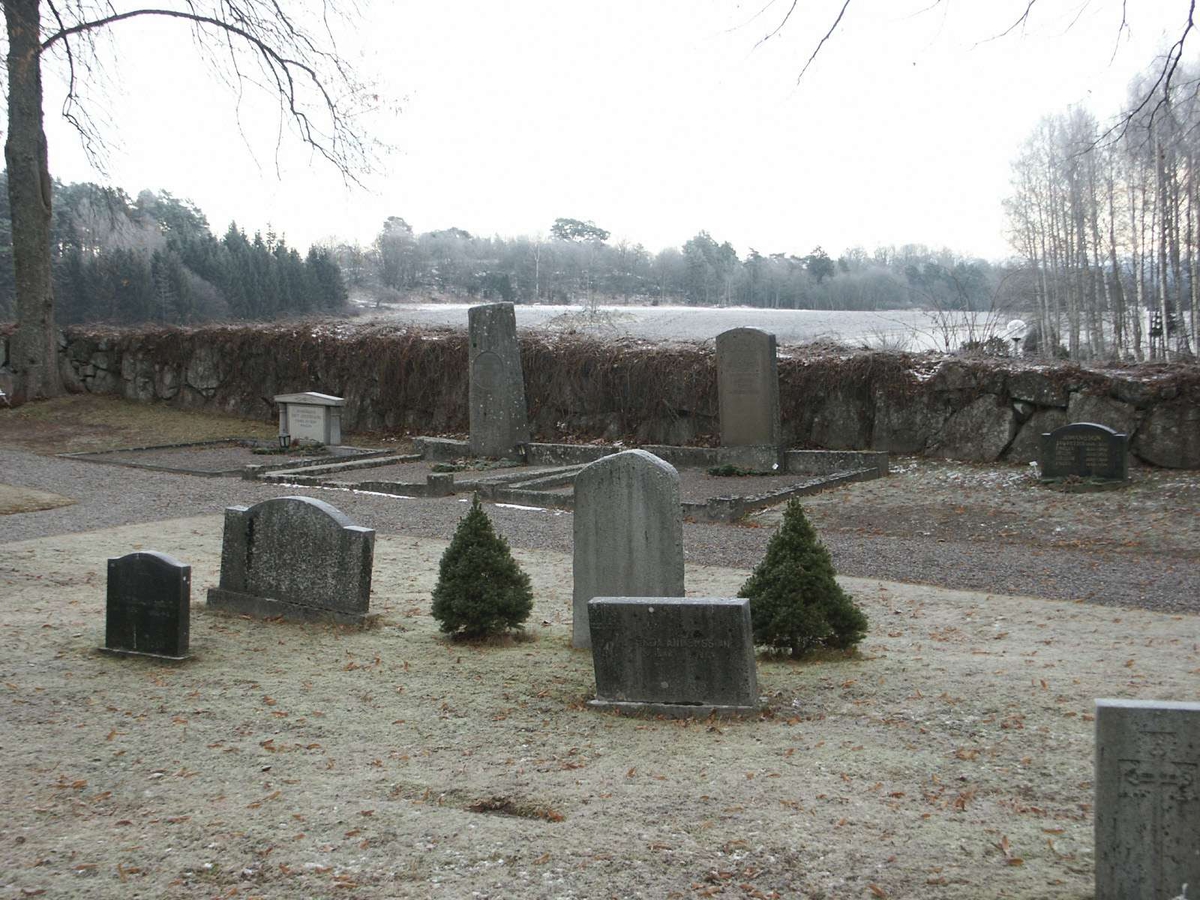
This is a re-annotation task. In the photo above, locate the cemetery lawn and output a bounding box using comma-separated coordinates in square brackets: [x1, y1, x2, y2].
[4, 514, 1198, 899]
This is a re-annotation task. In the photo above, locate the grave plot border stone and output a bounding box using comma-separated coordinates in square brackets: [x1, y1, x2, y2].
[102, 550, 191, 661]
[572, 449, 685, 649]
[206, 495, 376, 626]
[1094, 698, 1200, 900]
[1038, 421, 1129, 483]
[588, 596, 760, 718]
[716, 327, 781, 449]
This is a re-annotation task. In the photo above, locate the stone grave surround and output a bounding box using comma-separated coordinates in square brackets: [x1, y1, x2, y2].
[588, 596, 760, 717]
[468, 303, 530, 459]
[716, 327, 781, 449]
[1039, 421, 1129, 481]
[206, 496, 375, 625]
[275, 392, 344, 446]
[103, 550, 191, 660]
[571, 449, 685, 649]
[1094, 698, 1200, 900]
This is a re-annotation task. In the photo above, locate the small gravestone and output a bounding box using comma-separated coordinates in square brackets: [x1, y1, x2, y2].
[716, 327, 780, 448]
[275, 392, 344, 446]
[103, 551, 191, 660]
[206, 496, 375, 625]
[588, 597, 759, 717]
[572, 450, 684, 649]
[468, 303, 530, 458]
[1095, 699, 1200, 900]
[1039, 422, 1128, 482]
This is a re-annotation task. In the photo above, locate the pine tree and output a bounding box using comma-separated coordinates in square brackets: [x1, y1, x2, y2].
[738, 499, 868, 657]
[431, 495, 534, 639]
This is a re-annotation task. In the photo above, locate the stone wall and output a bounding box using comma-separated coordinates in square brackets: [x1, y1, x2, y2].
[46, 324, 1200, 468]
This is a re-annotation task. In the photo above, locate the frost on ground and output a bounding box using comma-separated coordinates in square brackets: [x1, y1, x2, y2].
[3, 515, 1198, 899]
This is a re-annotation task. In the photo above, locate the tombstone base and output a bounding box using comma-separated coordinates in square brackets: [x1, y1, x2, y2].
[99, 647, 190, 663]
[1038, 475, 1129, 492]
[206, 588, 372, 627]
[588, 699, 762, 719]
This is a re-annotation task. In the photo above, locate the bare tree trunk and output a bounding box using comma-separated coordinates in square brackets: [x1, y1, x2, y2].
[5, 0, 63, 402]
[1107, 165, 1127, 356]
[1157, 143, 1172, 359]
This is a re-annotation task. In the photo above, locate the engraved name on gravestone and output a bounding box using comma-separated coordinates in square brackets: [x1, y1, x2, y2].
[1095, 699, 1200, 900]
[588, 597, 759, 717]
[104, 551, 191, 660]
[275, 392, 344, 445]
[206, 496, 375, 625]
[716, 327, 780, 447]
[1039, 422, 1128, 481]
[572, 450, 684, 649]
[468, 303, 530, 458]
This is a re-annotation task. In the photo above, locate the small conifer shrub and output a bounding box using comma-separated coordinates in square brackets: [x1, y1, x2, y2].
[431, 495, 534, 639]
[738, 499, 868, 657]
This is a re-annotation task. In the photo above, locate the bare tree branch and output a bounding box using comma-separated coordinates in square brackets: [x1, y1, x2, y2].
[796, 0, 852, 83]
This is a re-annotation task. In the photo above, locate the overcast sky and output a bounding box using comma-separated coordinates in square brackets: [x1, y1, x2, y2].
[35, 1, 1196, 261]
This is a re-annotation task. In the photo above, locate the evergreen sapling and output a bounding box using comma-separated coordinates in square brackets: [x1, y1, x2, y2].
[431, 494, 534, 639]
[738, 499, 868, 656]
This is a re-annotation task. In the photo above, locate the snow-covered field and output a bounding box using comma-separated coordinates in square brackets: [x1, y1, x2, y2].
[354, 302, 1001, 351]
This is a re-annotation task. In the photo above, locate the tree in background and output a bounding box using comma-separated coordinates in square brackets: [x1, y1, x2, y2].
[3, 0, 375, 403]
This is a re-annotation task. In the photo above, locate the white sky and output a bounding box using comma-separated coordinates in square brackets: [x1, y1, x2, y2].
[34, 0, 1196, 261]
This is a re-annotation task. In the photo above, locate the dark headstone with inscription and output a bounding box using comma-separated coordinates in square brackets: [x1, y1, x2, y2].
[1038, 422, 1129, 481]
[1095, 698, 1200, 900]
[103, 551, 191, 660]
[716, 327, 781, 449]
[587, 597, 759, 717]
[468, 303, 530, 458]
[207, 496, 375, 626]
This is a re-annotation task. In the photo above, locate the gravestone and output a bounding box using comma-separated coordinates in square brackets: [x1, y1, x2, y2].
[468, 303, 530, 458]
[1095, 698, 1200, 900]
[716, 327, 780, 448]
[275, 392, 344, 446]
[1038, 422, 1128, 481]
[206, 496, 375, 625]
[588, 597, 759, 717]
[103, 551, 191, 660]
[572, 450, 684, 649]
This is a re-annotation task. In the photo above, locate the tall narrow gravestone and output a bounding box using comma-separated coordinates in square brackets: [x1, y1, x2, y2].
[572, 450, 684, 649]
[716, 327, 780, 448]
[206, 496, 375, 625]
[588, 597, 759, 717]
[1039, 422, 1129, 481]
[468, 303, 530, 458]
[103, 551, 191, 660]
[1095, 698, 1200, 900]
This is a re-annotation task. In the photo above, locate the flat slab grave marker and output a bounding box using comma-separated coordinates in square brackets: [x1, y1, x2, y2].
[716, 327, 781, 448]
[1095, 699, 1200, 900]
[468, 303, 530, 458]
[1039, 422, 1128, 481]
[588, 597, 759, 717]
[103, 551, 191, 660]
[206, 496, 375, 625]
[572, 450, 684, 649]
[275, 392, 344, 446]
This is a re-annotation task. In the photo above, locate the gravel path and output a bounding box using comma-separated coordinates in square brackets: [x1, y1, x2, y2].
[3, 445, 1197, 615]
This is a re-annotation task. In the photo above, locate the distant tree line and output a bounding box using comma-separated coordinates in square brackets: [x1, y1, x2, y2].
[0, 175, 347, 325]
[1006, 64, 1200, 361]
[334, 215, 1004, 313]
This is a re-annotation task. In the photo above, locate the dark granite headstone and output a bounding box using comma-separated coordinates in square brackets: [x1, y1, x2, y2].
[716, 327, 780, 448]
[206, 496, 375, 625]
[1095, 699, 1200, 899]
[468, 303, 530, 458]
[104, 551, 191, 660]
[588, 597, 759, 717]
[1039, 422, 1129, 481]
